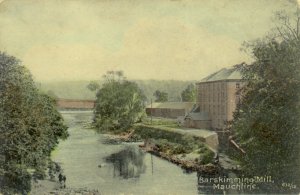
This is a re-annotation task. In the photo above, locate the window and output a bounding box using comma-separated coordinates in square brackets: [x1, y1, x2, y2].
[236, 83, 240, 89]
[236, 95, 241, 105]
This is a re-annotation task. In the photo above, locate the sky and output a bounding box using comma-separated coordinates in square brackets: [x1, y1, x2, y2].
[0, 0, 297, 82]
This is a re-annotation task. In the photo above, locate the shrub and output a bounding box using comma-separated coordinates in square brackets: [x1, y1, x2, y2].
[201, 149, 215, 164]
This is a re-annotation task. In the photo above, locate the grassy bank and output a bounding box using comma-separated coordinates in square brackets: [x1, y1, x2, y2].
[133, 124, 215, 165]
[94, 117, 216, 166]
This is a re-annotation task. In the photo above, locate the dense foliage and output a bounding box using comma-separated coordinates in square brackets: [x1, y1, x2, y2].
[153, 90, 168, 102]
[231, 13, 300, 193]
[94, 71, 146, 132]
[181, 83, 196, 102]
[0, 52, 69, 194]
[134, 125, 214, 164]
[87, 80, 100, 92]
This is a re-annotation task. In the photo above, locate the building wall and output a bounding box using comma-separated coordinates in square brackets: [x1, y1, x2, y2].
[145, 102, 194, 119]
[196, 80, 243, 130]
[56, 99, 95, 109]
[184, 118, 211, 129]
[145, 108, 186, 119]
[225, 81, 243, 122]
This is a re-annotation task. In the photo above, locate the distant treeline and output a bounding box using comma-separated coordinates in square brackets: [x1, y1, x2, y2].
[39, 80, 197, 102]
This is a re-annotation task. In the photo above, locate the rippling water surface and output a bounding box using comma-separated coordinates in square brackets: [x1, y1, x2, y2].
[53, 111, 200, 195]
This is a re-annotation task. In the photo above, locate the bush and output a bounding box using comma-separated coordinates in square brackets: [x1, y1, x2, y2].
[201, 149, 215, 164]
[136, 125, 212, 158]
[2, 164, 32, 195]
[153, 139, 191, 155]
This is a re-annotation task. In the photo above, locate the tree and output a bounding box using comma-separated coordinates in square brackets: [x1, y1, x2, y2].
[87, 80, 100, 92]
[46, 90, 58, 99]
[0, 52, 68, 194]
[181, 83, 196, 102]
[230, 11, 300, 193]
[94, 71, 146, 132]
[153, 90, 168, 102]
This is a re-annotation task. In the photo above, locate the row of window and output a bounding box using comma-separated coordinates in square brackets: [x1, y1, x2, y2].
[197, 82, 242, 103]
[199, 104, 226, 116]
[197, 82, 226, 91]
[198, 91, 226, 103]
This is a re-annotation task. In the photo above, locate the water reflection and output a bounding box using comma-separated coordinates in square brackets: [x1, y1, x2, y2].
[105, 146, 146, 179]
[55, 112, 200, 194]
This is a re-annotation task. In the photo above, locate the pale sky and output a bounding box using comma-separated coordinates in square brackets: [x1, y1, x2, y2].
[0, 0, 297, 82]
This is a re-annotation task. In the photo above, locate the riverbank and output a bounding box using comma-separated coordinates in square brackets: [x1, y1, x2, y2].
[49, 111, 200, 194]
[31, 179, 100, 195]
[102, 123, 222, 174]
[30, 165, 100, 195]
[30, 180, 100, 195]
[139, 140, 220, 174]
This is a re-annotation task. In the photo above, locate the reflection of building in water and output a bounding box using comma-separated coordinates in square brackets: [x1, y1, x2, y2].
[105, 146, 146, 179]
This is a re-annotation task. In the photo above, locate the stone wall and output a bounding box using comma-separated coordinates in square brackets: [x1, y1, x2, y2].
[196, 79, 243, 130]
[184, 118, 211, 129]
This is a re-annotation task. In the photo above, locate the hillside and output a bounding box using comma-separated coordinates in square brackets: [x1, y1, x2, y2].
[38, 81, 96, 100]
[39, 80, 197, 102]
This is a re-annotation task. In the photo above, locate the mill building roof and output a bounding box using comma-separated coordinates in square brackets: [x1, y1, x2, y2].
[201, 67, 242, 82]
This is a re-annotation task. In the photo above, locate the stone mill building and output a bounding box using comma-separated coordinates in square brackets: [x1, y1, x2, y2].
[184, 67, 244, 130]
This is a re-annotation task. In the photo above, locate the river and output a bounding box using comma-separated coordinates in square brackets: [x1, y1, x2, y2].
[52, 111, 201, 195]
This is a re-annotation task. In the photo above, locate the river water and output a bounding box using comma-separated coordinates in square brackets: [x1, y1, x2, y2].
[52, 111, 201, 195]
